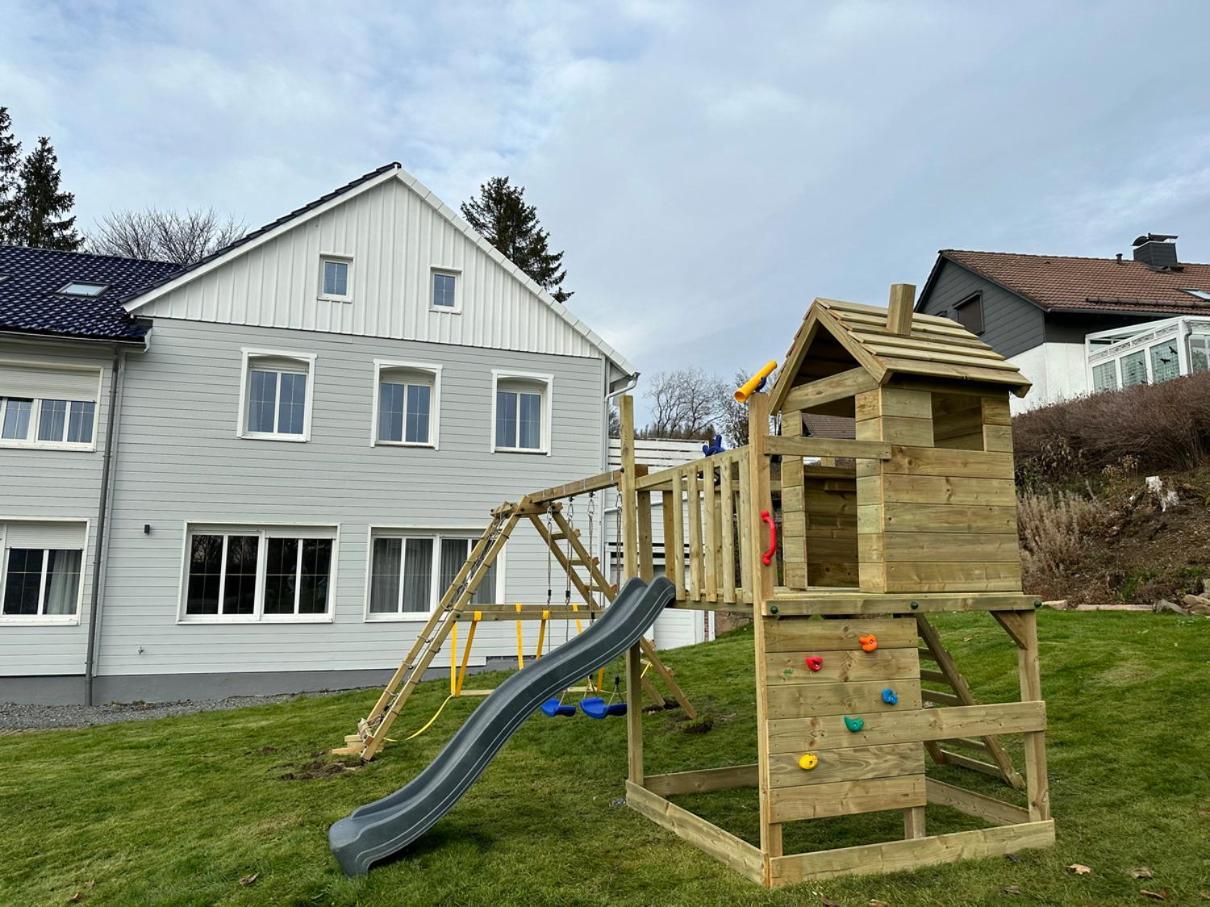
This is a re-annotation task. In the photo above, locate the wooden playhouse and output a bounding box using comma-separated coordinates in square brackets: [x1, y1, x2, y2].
[617, 284, 1052, 887]
[336, 282, 1053, 887]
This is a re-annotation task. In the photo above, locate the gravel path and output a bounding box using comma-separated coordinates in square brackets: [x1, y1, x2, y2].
[0, 689, 352, 734]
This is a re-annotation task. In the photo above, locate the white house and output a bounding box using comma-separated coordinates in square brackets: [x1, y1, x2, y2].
[0, 163, 638, 704]
[916, 234, 1210, 411]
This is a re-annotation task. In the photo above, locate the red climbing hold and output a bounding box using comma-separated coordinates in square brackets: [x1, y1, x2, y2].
[805, 656, 823, 672]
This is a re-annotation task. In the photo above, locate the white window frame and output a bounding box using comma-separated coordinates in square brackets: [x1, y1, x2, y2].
[236, 348, 316, 442]
[363, 526, 504, 622]
[318, 254, 353, 302]
[490, 369, 553, 455]
[430, 267, 462, 313]
[58, 282, 108, 297]
[370, 360, 442, 449]
[176, 522, 339, 624]
[0, 518, 89, 626]
[0, 364, 101, 452]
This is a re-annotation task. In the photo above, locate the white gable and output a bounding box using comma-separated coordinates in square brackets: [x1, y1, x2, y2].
[127, 170, 633, 372]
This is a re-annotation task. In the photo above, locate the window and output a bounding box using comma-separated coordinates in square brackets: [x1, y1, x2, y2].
[1092, 361, 1119, 392]
[431, 270, 459, 311]
[1180, 288, 1210, 302]
[368, 531, 498, 617]
[319, 256, 352, 301]
[182, 527, 336, 621]
[1, 548, 82, 618]
[1149, 340, 1180, 383]
[1121, 349, 1149, 387]
[239, 350, 315, 441]
[373, 362, 441, 447]
[1189, 334, 1210, 373]
[58, 282, 107, 297]
[954, 294, 984, 334]
[492, 371, 552, 453]
[0, 397, 95, 447]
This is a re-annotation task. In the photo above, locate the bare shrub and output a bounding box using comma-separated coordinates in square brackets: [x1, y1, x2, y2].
[1015, 371, 1210, 488]
[1018, 491, 1108, 584]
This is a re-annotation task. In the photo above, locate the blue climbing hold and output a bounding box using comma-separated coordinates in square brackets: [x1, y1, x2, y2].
[881, 688, 898, 705]
[702, 434, 725, 457]
[541, 698, 576, 717]
[580, 697, 627, 719]
[843, 715, 864, 732]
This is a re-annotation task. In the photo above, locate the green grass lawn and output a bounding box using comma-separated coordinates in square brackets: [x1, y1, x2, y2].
[2, 611, 1209, 906]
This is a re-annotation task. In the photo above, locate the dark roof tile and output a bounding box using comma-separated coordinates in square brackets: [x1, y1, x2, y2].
[0, 246, 180, 341]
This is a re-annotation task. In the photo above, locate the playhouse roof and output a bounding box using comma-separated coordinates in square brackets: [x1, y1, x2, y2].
[769, 297, 1031, 411]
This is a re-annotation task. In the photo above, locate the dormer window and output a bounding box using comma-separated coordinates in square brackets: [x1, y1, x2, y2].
[58, 282, 107, 297]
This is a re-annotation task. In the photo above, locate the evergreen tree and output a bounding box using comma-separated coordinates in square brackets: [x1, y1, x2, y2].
[461, 176, 573, 302]
[0, 107, 22, 244]
[13, 136, 82, 250]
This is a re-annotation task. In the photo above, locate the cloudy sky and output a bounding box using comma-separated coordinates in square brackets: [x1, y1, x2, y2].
[4, 1, 1210, 404]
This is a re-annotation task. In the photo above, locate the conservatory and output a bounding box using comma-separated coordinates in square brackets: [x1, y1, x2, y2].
[1085, 314, 1210, 393]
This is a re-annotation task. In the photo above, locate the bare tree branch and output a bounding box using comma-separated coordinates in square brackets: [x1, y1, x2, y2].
[88, 208, 245, 265]
[640, 368, 729, 439]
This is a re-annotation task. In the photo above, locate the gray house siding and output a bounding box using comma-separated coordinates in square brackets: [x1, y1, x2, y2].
[0, 338, 114, 687]
[917, 261, 1044, 359]
[93, 317, 607, 692]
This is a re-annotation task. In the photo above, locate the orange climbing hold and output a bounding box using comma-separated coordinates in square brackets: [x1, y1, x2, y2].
[859, 633, 878, 652]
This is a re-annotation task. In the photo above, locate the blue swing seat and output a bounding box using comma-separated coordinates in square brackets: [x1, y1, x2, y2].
[541, 698, 576, 717]
[580, 696, 627, 719]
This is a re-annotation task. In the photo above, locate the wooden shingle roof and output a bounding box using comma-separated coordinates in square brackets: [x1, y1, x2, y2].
[770, 297, 1031, 411]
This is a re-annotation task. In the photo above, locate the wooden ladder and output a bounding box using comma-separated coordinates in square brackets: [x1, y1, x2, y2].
[530, 504, 698, 718]
[916, 615, 1025, 790]
[333, 509, 520, 760]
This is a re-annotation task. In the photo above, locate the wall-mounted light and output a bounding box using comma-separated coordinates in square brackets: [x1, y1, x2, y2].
[143, 524, 151, 535]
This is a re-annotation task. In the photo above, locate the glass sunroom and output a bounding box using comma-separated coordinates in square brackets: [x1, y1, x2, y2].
[1085, 315, 1210, 393]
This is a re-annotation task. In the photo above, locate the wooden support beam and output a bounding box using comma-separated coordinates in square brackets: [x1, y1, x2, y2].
[768, 591, 1036, 616]
[524, 467, 641, 506]
[626, 782, 766, 885]
[765, 435, 892, 461]
[619, 394, 644, 787]
[643, 763, 759, 797]
[925, 779, 1030, 826]
[767, 820, 1054, 887]
[782, 366, 880, 413]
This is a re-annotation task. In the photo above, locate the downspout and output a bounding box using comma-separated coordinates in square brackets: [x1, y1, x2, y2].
[83, 344, 127, 705]
[601, 367, 639, 594]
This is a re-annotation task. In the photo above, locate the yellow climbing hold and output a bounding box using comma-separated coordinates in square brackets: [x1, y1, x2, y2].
[798, 753, 818, 770]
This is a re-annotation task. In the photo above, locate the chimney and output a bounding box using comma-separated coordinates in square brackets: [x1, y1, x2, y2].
[885, 283, 916, 335]
[1132, 233, 1178, 269]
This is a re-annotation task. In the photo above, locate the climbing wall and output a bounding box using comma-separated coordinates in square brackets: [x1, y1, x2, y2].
[760, 616, 925, 823]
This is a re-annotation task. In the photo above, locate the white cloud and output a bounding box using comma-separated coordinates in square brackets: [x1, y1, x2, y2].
[4, 0, 1210, 418]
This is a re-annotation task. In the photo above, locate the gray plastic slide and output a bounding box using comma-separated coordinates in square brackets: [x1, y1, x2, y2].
[329, 575, 676, 875]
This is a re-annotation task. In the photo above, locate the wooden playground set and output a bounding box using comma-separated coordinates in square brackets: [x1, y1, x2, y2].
[333, 284, 1054, 888]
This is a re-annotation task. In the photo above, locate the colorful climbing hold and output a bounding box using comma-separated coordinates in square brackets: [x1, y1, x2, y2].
[804, 656, 823, 672]
[798, 753, 818, 770]
[844, 715, 865, 732]
[881, 687, 898, 705]
[858, 633, 878, 652]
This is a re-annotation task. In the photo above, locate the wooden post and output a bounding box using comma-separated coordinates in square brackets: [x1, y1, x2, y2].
[885, 282, 916, 336]
[619, 394, 644, 785]
[745, 393, 781, 868]
[1013, 610, 1050, 821]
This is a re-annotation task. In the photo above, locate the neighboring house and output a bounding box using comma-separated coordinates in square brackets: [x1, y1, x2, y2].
[0, 162, 637, 705]
[916, 234, 1210, 411]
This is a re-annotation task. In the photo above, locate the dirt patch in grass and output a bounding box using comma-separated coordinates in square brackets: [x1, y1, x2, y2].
[276, 754, 359, 781]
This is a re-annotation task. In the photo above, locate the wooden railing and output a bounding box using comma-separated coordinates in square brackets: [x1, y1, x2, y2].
[635, 448, 752, 606]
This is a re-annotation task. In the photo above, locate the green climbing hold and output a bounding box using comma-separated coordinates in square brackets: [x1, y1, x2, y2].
[843, 715, 864, 732]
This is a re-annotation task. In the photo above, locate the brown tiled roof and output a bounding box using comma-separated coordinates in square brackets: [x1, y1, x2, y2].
[941, 249, 1210, 315]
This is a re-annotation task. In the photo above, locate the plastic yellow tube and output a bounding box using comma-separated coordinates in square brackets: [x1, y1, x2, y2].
[734, 360, 777, 403]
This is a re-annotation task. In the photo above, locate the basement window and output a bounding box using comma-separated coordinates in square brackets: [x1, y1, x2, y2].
[58, 282, 108, 297]
[954, 294, 984, 334]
